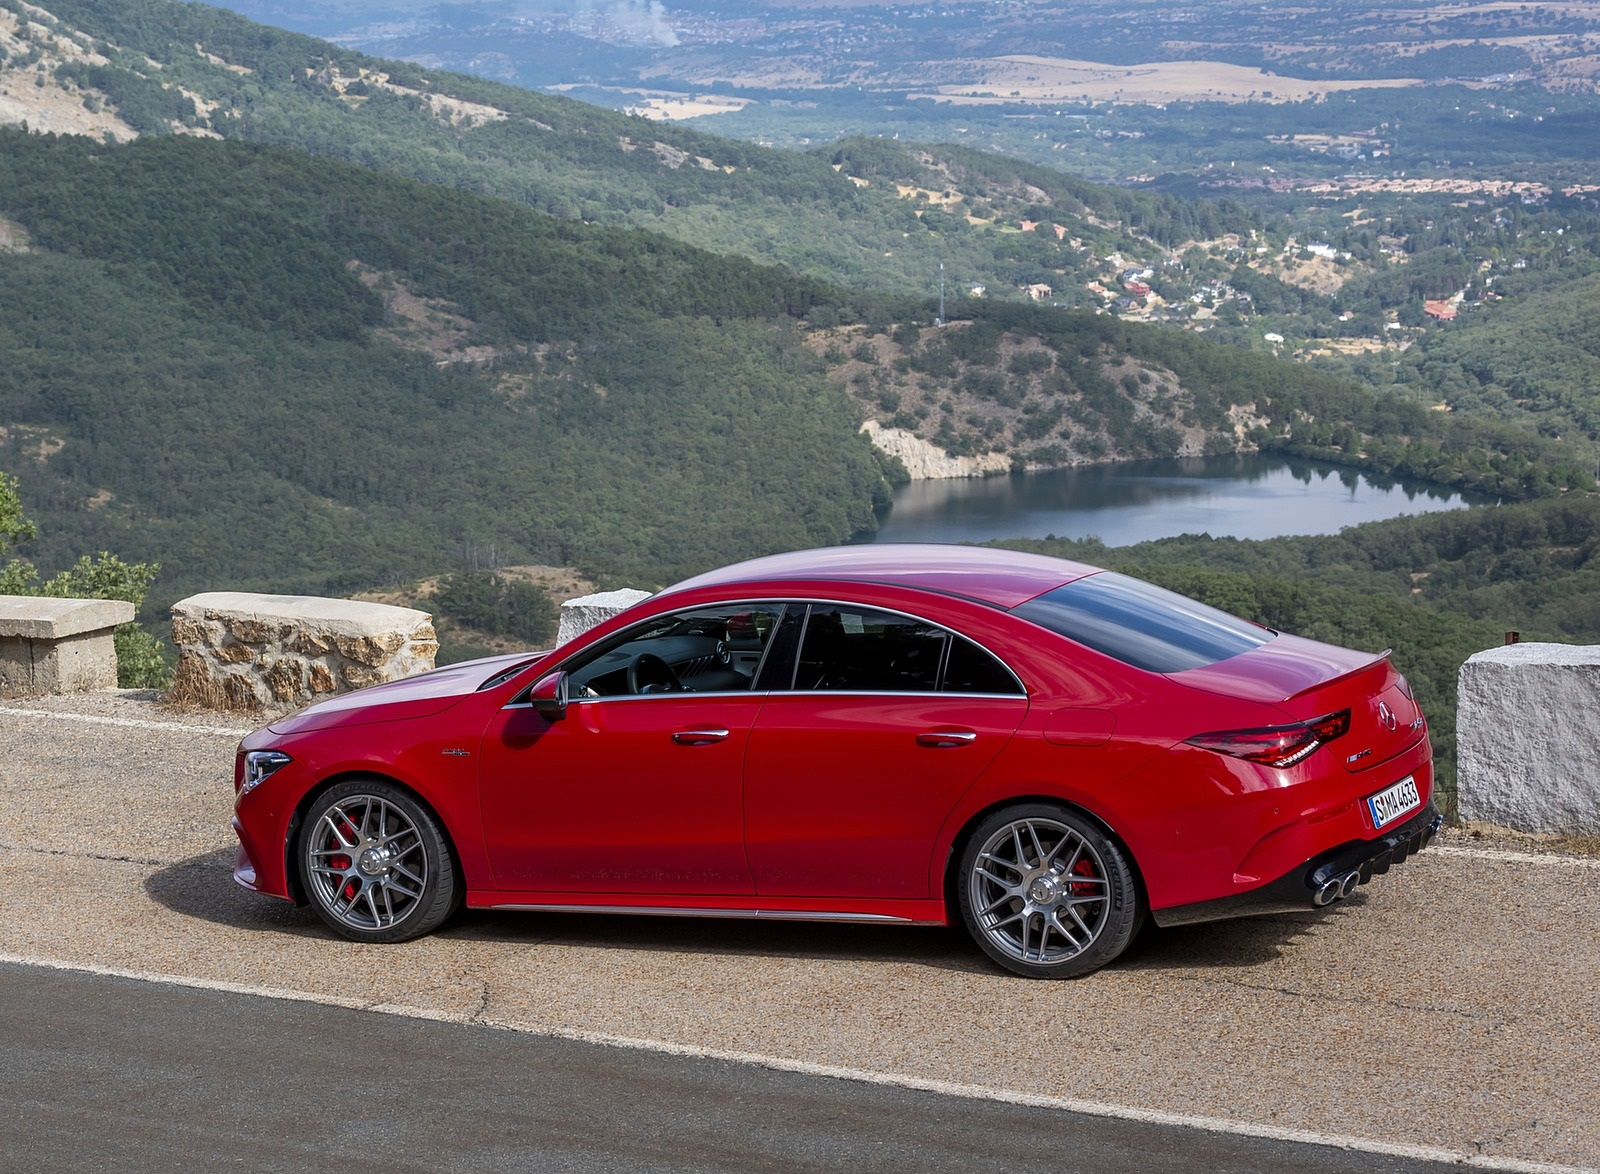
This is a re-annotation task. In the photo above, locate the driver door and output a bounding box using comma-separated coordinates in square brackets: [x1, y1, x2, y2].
[478, 695, 762, 894]
[476, 602, 782, 896]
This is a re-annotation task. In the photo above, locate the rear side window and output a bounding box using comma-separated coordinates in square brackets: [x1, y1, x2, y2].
[1012, 572, 1270, 674]
[786, 604, 1024, 695]
[795, 604, 947, 692]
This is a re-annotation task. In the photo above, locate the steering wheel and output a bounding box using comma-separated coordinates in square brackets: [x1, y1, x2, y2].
[627, 652, 684, 695]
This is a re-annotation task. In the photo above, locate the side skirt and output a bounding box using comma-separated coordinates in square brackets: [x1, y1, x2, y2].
[466, 891, 948, 926]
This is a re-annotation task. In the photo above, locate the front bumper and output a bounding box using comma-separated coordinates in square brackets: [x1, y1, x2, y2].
[1151, 800, 1443, 928]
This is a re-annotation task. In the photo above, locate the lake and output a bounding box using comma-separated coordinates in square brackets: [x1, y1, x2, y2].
[854, 455, 1485, 547]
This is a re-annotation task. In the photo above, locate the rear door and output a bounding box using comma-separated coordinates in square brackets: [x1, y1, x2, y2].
[742, 603, 1029, 900]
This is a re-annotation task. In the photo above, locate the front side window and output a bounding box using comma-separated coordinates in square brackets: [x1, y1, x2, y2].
[563, 604, 781, 697]
[790, 604, 1023, 695]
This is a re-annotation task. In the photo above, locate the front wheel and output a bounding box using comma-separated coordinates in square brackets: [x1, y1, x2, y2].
[957, 804, 1141, 978]
[298, 779, 459, 943]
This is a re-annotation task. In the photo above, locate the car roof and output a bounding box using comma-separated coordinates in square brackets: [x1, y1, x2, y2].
[663, 544, 1102, 610]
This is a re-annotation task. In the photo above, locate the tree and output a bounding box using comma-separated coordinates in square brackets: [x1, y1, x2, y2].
[428, 571, 557, 645]
[0, 472, 37, 556]
[0, 472, 168, 687]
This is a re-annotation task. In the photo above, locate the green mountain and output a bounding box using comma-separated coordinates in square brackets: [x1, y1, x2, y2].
[0, 0, 1255, 302]
[0, 127, 1583, 619]
[0, 130, 893, 604]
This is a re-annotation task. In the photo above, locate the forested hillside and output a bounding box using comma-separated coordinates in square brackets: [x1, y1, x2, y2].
[10, 0, 1597, 455]
[827, 299, 1590, 501]
[0, 131, 892, 604]
[1, 127, 1589, 619]
[1400, 273, 1600, 445]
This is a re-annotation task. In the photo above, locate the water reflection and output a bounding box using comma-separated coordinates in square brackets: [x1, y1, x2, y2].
[857, 455, 1482, 547]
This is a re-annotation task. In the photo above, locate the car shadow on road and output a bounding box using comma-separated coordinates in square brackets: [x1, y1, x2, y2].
[1117, 902, 1362, 973]
[144, 849, 1361, 977]
[143, 848, 323, 937]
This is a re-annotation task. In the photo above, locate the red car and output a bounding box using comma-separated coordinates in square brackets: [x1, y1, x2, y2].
[233, 545, 1440, 978]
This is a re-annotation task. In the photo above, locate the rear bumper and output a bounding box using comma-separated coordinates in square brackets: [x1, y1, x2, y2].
[1151, 800, 1443, 928]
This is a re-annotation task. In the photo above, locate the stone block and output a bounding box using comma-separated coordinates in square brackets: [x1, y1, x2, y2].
[1457, 642, 1600, 833]
[169, 592, 436, 711]
[0, 595, 134, 693]
[555, 589, 652, 646]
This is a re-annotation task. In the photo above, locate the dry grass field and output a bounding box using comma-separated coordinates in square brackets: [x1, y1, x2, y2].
[909, 56, 1423, 106]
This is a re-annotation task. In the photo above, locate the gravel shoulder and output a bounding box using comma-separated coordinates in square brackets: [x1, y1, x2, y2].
[2, 693, 1597, 1171]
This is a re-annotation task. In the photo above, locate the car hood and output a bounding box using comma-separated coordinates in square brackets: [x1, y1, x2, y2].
[267, 652, 542, 735]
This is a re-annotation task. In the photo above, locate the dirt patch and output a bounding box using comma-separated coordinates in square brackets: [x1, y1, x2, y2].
[816, 322, 1218, 476]
[0, 216, 31, 253]
[349, 262, 513, 366]
[1455, 821, 1600, 858]
[1268, 253, 1353, 295]
[0, 8, 137, 140]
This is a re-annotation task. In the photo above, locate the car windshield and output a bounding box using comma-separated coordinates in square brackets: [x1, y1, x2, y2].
[1011, 572, 1271, 673]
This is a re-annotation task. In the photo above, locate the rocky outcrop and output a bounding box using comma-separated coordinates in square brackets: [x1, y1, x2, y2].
[1457, 642, 1600, 834]
[860, 420, 1011, 480]
[169, 592, 438, 711]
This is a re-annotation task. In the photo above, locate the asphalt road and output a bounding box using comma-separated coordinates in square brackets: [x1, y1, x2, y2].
[0, 961, 1491, 1174]
[1, 695, 1598, 1173]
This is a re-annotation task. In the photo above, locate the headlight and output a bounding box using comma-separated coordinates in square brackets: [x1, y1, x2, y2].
[241, 750, 293, 795]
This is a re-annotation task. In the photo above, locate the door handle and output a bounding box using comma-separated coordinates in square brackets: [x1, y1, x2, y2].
[671, 728, 730, 746]
[917, 730, 977, 748]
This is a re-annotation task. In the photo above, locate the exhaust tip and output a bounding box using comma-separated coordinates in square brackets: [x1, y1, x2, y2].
[1338, 870, 1361, 899]
[1314, 878, 1342, 907]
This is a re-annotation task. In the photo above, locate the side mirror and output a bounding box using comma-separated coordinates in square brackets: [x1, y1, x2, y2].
[529, 670, 569, 721]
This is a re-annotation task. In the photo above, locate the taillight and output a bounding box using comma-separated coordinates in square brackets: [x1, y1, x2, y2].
[1186, 709, 1351, 769]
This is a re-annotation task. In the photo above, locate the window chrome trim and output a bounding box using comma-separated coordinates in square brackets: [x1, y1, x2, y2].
[503, 594, 1029, 708]
[785, 597, 1027, 697]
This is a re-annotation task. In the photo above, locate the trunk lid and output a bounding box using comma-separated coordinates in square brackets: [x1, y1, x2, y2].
[1172, 633, 1426, 772]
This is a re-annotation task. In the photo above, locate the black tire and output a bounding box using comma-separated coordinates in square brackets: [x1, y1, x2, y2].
[298, 778, 459, 943]
[956, 803, 1141, 979]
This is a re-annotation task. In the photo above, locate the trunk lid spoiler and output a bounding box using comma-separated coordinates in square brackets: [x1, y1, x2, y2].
[1170, 632, 1390, 705]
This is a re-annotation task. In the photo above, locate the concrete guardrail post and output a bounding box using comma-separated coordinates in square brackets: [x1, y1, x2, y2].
[0, 595, 135, 693]
[1457, 642, 1600, 834]
[555, 589, 652, 646]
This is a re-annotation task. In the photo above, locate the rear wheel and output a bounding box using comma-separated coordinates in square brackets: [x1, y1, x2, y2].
[957, 804, 1140, 978]
[298, 779, 459, 943]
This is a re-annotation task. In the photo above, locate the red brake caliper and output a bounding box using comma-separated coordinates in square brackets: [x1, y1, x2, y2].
[1069, 858, 1098, 896]
[329, 816, 358, 899]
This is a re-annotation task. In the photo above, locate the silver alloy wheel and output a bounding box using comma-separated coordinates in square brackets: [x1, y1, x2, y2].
[967, 815, 1111, 967]
[305, 792, 430, 932]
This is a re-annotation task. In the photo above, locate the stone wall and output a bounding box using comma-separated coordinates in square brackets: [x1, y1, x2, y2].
[169, 592, 438, 710]
[1458, 642, 1600, 834]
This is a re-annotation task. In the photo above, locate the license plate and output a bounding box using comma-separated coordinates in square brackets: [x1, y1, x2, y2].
[1367, 775, 1422, 829]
